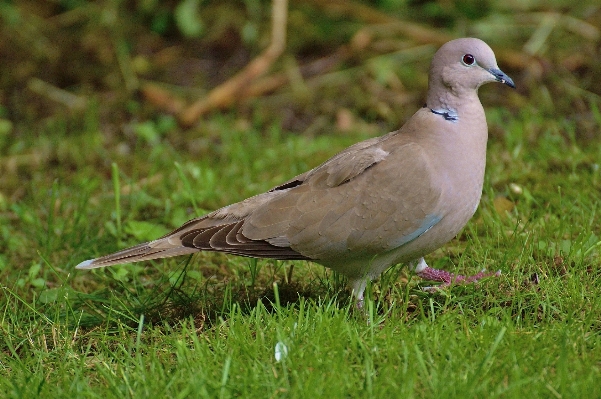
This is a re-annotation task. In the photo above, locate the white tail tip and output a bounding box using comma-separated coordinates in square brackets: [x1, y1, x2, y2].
[75, 259, 95, 269]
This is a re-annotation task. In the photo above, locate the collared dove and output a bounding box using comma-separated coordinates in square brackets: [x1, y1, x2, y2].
[77, 38, 514, 303]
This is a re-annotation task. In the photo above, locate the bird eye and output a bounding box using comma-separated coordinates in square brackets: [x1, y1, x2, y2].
[462, 54, 475, 66]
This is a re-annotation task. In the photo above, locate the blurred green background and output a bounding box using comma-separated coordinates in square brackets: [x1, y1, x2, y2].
[2, 0, 599, 132]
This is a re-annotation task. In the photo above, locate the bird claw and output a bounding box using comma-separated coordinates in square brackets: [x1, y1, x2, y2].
[417, 267, 501, 292]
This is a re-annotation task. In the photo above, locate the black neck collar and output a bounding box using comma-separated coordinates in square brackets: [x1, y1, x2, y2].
[424, 105, 458, 122]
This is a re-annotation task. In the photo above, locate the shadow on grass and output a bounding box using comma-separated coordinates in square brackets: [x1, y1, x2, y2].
[70, 259, 354, 332]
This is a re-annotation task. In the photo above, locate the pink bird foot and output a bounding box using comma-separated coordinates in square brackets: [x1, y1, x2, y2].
[412, 258, 500, 292]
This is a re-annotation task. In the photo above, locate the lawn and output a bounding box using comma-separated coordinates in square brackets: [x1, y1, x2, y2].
[2, 1, 601, 398]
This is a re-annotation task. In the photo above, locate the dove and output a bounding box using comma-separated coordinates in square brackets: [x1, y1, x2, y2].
[76, 38, 514, 304]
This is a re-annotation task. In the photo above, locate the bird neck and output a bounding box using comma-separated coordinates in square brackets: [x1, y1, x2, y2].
[425, 82, 482, 123]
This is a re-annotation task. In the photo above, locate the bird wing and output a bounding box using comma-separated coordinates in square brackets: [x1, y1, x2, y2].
[242, 131, 443, 261]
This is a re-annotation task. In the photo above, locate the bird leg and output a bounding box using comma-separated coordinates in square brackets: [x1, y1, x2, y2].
[411, 257, 500, 291]
[350, 278, 367, 310]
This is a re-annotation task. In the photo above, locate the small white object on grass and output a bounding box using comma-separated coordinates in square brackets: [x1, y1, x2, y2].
[274, 341, 288, 362]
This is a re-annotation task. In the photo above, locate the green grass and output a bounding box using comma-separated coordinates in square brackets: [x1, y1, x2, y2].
[2, 102, 601, 397]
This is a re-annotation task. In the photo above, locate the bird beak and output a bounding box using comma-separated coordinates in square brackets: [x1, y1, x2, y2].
[487, 68, 515, 89]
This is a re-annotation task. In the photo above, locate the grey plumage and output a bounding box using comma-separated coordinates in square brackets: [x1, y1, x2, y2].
[76, 38, 514, 301]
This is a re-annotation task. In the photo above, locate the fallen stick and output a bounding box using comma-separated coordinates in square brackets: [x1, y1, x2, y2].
[178, 0, 288, 126]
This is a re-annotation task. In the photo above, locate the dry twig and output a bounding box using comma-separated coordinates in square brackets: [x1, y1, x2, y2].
[177, 0, 288, 126]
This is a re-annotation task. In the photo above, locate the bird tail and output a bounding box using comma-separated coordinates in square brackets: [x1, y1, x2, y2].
[75, 241, 198, 269]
